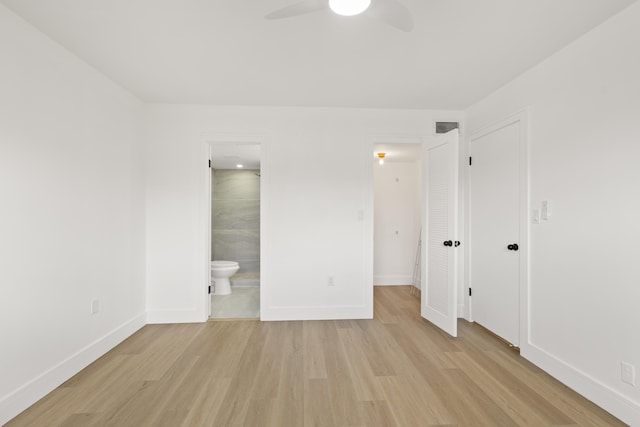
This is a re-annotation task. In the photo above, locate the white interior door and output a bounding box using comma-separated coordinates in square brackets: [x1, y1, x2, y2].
[470, 121, 521, 346]
[421, 129, 459, 337]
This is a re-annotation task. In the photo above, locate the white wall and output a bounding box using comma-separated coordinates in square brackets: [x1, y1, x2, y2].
[0, 5, 146, 424]
[467, 3, 640, 424]
[144, 106, 464, 322]
[2, 0, 636, 422]
[374, 160, 421, 286]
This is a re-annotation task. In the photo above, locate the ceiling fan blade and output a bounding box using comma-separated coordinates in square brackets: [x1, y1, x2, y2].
[366, 0, 414, 32]
[265, 0, 327, 20]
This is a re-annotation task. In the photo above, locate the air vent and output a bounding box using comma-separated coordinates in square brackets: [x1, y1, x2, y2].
[435, 122, 459, 134]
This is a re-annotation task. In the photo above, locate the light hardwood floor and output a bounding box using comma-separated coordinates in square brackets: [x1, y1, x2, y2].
[7, 286, 626, 426]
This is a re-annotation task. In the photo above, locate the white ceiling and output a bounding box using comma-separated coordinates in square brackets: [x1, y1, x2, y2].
[1, 0, 636, 109]
[210, 143, 261, 169]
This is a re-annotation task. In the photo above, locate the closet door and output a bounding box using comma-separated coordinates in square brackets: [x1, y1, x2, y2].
[470, 120, 522, 346]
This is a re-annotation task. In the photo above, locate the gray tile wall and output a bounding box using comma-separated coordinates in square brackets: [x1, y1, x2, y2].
[212, 169, 260, 274]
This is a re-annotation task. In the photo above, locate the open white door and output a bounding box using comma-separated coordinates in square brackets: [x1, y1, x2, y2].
[421, 129, 459, 337]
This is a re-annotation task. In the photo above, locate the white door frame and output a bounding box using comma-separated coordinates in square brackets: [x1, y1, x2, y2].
[368, 126, 466, 324]
[369, 134, 426, 299]
[370, 135, 426, 285]
[201, 134, 266, 319]
[467, 110, 529, 348]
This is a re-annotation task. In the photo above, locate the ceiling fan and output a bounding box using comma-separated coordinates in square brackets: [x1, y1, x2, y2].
[265, 0, 414, 32]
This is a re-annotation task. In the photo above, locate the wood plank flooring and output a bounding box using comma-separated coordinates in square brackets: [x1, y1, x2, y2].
[6, 286, 626, 426]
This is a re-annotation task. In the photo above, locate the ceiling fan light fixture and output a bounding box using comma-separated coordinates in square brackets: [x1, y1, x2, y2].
[329, 0, 371, 16]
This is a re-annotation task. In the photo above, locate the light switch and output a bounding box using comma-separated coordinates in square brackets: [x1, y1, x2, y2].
[91, 299, 99, 315]
[541, 200, 550, 220]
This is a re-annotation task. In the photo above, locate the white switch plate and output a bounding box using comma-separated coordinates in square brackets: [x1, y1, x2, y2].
[541, 200, 550, 220]
[91, 299, 99, 315]
[621, 362, 636, 386]
[328, 276, 335, 287]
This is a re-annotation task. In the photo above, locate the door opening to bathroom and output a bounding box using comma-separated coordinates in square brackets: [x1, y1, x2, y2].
[208, 142, 261, 319]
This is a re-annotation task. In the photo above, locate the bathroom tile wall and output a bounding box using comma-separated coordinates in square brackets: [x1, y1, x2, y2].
[212, 169, 260, 274]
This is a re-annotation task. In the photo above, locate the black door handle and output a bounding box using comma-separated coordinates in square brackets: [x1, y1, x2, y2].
[507, 243, 519, 251]
[443, 240, 452, 247]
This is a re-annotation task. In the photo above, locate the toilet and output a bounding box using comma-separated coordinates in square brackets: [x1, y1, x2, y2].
[210, 261, 239, 295]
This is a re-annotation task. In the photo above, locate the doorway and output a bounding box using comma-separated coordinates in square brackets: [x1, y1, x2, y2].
[372, 142, 423, 316]
[371, 130, 461, 336]
[469, 112, 528, 346]
[208, 142, 261, 319]
[373, 143, 422, 285]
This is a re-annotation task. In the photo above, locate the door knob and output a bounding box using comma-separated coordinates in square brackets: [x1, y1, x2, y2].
[443, 240, 453, 247]
[507, 243, 519, 251]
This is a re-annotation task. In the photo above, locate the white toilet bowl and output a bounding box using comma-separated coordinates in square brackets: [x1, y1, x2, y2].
[211, 260, 239, 295]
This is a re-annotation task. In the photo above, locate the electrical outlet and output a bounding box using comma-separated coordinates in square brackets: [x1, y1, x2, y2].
[328, 276, 335, 287]
[621, 362, 636, 386]
[91, 299, 99, 315]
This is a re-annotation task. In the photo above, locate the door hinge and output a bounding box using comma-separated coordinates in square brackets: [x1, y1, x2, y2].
[208, 159, 211, 168]
[208, 285, 211, 294]
[469, 156, 472, 166]
[469, 288, 472, 296]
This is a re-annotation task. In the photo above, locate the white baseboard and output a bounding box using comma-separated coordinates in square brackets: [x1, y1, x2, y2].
[146, 308, 206, 324]
[231, 282, 259, 288]
[374, 275, 413, 286]
[0, 312, 146, 426]
[261, 305, 372, 321]
[522, 343, 640, 426]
